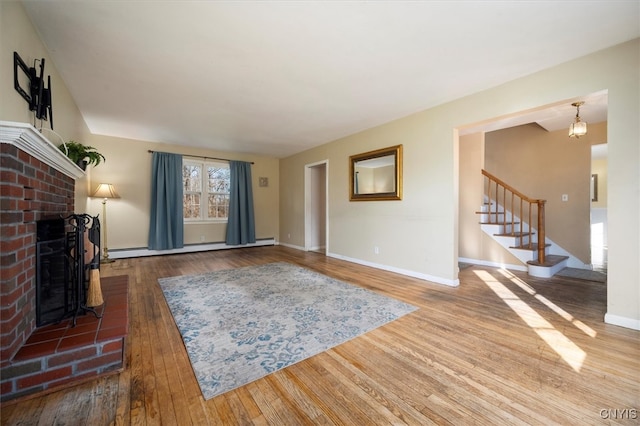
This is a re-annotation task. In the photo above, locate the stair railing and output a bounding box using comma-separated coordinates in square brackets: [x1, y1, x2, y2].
[481, 169, 547, 264]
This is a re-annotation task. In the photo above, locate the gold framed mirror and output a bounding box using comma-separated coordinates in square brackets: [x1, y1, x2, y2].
[349, 144, 403, 201]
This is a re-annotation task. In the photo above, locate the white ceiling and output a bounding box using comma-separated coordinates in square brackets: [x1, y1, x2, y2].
[22, 1, 639, 158]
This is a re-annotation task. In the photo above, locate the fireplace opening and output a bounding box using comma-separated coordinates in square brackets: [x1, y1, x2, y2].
[36, 218, 68, 326]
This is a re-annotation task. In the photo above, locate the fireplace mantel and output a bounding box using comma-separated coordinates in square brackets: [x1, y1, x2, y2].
[0, 121, 85, 179]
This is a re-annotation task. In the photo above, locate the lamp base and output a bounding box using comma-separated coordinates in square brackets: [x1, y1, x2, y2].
[101, 246, 115, 264]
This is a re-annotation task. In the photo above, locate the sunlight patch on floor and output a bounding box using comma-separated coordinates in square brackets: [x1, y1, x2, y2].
[475, 270, 586, 372]
[497, 269, 597, 338]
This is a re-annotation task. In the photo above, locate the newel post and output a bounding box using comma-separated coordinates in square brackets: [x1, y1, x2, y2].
[537, 200, 546, 264]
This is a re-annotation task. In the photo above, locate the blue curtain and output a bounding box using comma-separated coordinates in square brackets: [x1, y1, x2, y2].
[148, 152, 184, 250]
[226, 161, 256, 245]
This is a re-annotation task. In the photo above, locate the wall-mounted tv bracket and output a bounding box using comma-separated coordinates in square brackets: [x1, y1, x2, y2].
[13, 51, 54, 129]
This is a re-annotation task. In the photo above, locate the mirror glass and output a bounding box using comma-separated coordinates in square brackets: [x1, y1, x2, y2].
[349, 145, 402, 201]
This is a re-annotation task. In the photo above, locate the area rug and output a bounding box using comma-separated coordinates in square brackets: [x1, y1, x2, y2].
[158, 262, 417, 399]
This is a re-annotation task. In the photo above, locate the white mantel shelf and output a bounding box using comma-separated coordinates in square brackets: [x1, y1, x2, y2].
[0, 121, 85, 180]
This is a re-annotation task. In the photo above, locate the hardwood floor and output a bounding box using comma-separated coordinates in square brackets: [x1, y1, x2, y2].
[2, 246, 638, 425]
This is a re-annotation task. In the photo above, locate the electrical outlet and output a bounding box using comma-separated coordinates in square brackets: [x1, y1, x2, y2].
[374, 246, 379, 254]
[200, 235, 205, 242]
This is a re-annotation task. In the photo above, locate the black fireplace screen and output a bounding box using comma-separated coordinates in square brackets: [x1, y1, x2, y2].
[35, 215, 101, 326]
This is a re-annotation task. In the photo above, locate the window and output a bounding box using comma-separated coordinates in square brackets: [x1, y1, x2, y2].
[183, 160, 230, 221]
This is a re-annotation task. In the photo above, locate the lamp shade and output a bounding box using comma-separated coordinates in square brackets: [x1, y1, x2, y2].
[569, 120, 587, 138]
[92, 183, 120, 199]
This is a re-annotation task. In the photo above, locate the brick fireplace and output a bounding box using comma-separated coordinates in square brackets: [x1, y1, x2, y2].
[0, 122, 127, 402]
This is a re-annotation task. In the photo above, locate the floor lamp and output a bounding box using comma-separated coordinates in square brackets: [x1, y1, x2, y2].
[91, 183, 120, 263]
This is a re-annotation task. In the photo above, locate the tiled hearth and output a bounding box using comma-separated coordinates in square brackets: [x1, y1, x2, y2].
[14, 276, 128, 359]
[1, 276, 129, 401]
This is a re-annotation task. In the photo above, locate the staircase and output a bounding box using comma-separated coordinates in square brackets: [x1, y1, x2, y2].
[478, 170, 568, 278]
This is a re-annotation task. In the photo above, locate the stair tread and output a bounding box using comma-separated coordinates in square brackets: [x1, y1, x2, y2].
[494, 232, 534, 237]
[475, 211, 506, 214]
[509, 243, 551, 250]
[479, 222, 521, 225]
[527, 255, 569, 267]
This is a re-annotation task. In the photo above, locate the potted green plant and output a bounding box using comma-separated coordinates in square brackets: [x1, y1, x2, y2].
[58, 141, 106, 170]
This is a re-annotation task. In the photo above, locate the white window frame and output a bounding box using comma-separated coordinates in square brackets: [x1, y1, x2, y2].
[182, 159, 230, 223]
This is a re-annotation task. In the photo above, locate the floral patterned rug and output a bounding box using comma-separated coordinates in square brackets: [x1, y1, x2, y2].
[158, 262, 417, 400]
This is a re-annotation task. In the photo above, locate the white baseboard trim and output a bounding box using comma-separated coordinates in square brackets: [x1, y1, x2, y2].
[458, 257, 527, 272]
[604, 313, 640, 331]
[278, 242, 306, 251]
[327, 252, 459, 287]
[234, 243, 458, 286]
[108, 238, 276, 259]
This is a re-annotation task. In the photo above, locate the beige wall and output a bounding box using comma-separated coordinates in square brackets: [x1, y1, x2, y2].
[458, 131, 524, 267]
[281, 111, 467, 284]
[281, 39, 639, 326]
[83, 134, 280, 249]
[0, 1, 91, 208]
[458, 132, 484, 261]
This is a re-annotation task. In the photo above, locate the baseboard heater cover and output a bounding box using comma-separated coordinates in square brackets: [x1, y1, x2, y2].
[108, 238, 276, 259]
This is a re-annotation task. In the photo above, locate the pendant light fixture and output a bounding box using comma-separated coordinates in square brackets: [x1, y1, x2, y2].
[568, 101, 587, 138]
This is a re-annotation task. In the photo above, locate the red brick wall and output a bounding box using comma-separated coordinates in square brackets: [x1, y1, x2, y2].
[0, 144, 75, 366]
[1, 338, 124, 400]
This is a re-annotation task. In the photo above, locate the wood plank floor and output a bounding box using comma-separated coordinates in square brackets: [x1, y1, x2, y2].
[2, 246, 638, 425]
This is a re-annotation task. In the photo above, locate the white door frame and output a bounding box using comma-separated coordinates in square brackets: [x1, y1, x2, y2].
[304, 160, 329, 252]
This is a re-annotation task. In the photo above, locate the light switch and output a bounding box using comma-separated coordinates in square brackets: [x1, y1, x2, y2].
[562, 194, 569, 201]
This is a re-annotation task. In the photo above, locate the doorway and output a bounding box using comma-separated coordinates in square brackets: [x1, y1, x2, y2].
[590, 143, 608, 273]
[457, 91, 608, 276]
[305, 160, 328, 254]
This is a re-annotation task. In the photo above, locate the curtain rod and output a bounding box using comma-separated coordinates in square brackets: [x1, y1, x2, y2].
[147, 150, 254, 164]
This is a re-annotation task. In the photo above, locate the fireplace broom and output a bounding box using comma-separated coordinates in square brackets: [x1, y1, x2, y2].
[85, 226, 103, 308]
[87, 265, 104, 307]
